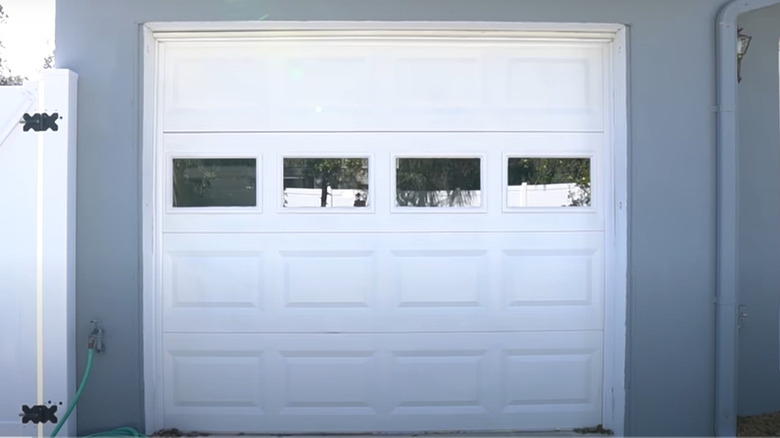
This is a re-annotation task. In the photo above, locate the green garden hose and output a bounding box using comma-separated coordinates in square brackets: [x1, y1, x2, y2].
[49, 348, 148, 438]
[84, 427, 148, 437]
[49, 348, 93, 438]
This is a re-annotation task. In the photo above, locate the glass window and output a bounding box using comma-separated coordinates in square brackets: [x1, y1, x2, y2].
[283, 158, 369, 208]
[395, 158, 481, 208]
[507, 157, 591, 207]
[173, 158, 256, 207]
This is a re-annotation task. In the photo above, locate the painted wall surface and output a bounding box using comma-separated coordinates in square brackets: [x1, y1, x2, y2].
[55, 1, 725, 435]
[738, 4, 780, 417]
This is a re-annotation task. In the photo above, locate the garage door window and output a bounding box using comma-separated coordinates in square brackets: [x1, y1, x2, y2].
[507, 157, 591, 208]
[172, 158, 257, 207]
[283, 158, 369, 208]
[394, 157, 482, 208]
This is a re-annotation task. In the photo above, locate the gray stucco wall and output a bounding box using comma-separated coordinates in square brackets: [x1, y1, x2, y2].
[55, 1, 726, 435]
[738, 5, 780, 417]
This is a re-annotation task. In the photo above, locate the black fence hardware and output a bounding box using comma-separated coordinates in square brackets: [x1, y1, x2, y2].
[21, 113, 59, 132]
[20, 404, 58, 424]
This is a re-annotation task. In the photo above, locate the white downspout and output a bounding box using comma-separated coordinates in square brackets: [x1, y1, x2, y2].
[716, 0, 780, 435]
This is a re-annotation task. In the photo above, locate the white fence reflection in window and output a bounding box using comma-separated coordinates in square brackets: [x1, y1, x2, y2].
[172, 158, 257, 207]
[395, 158, 481, 208]
[507, 157, 591, 207]
[283, 158, 369, 208]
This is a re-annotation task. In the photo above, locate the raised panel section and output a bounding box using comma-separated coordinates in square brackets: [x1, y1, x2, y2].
[163, 45, 270, 131]
[282, 251, 376, 308]
[390, 351, 488, 414]
[280, 352, 377, 414]
[280, 58, 372, 111]
[393, 251, 487, 308]
[506, 59, 591, 110]
[503, 349, 599, 409]
[168, 351, 264, 409]
[170, 58, 268, 110]
[170, 252, 263, 308]
[392, 58, 480, 109]
[503, 250, 594, 306]
[490, 45, 604, 131]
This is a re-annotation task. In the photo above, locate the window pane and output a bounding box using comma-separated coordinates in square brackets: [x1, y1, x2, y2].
[173, 158, 256, 207]
[283, 158, 369, 208]
[507, 158, 591, 207]
[395, 158, 481, 208]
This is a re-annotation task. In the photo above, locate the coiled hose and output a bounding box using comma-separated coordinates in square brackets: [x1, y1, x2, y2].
[49, 348, 147, 438]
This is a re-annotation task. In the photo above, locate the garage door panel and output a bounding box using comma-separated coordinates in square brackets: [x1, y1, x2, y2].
[162, 332, 601, 433]
[162, 131, 603, 154]
[277, 56, 373, 111]
[275, 351, 380, 415]
[389, 350, 491, 415]
[162, 232, 603, 258]
[163, 45, 272, 131]
[164, 410, 600, 434]
[497, 53, 600, 112]
[163, 313, 603, 334]
[167, 250, 264, 309]
[387, 55, 482, 111]
[503, 350, 597, 408]
[163, 233, 602, 333]
[160, 131, 604, 234]
[391, 250, 489, 308]
[282, 250, 378, 309]
[162, 39, 604, 132]
[502, 249, 597, 306]
[162, 211, 604, 234]
[165, 350, 265, 413]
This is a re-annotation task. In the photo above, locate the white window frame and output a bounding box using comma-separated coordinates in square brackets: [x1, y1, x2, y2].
[278, 153, 375, 214]
[502, 153, 598, 212]
[391, 153, 488, 213]
[142, 21, 628, 436]
[166, 154, 262, 213]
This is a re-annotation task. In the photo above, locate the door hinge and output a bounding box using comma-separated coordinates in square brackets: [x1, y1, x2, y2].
[738, 304, 748, 329]
[20, 404, 58, 424]
[20, 112, 60, 132]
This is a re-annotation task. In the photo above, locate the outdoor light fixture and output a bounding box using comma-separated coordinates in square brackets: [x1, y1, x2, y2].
[737, 28, 752, 83]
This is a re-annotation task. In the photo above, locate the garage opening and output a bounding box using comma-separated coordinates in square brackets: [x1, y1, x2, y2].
[143, 24, 627, 435]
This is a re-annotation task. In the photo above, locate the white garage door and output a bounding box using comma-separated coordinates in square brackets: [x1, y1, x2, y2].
[148, 29, 618, 434]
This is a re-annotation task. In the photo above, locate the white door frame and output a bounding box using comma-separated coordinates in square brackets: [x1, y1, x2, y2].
[141, 21, 628, 435]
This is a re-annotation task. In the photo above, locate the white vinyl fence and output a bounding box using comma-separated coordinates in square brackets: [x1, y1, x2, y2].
[283, 184, 583, 209]
[0, 70, 77, 438]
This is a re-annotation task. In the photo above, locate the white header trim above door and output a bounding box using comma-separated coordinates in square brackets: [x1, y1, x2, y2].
[145, 21, 623, 39]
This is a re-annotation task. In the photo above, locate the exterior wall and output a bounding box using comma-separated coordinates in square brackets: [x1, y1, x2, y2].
[55, 1, 726, 435]
[738, 4, 780, 417]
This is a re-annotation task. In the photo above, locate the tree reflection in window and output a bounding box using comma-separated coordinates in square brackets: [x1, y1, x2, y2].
[507, 158, 591, 207]
[395, 158, 481, 207]
[173, 158, 256, 207]
[283, 158, 369, 208]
